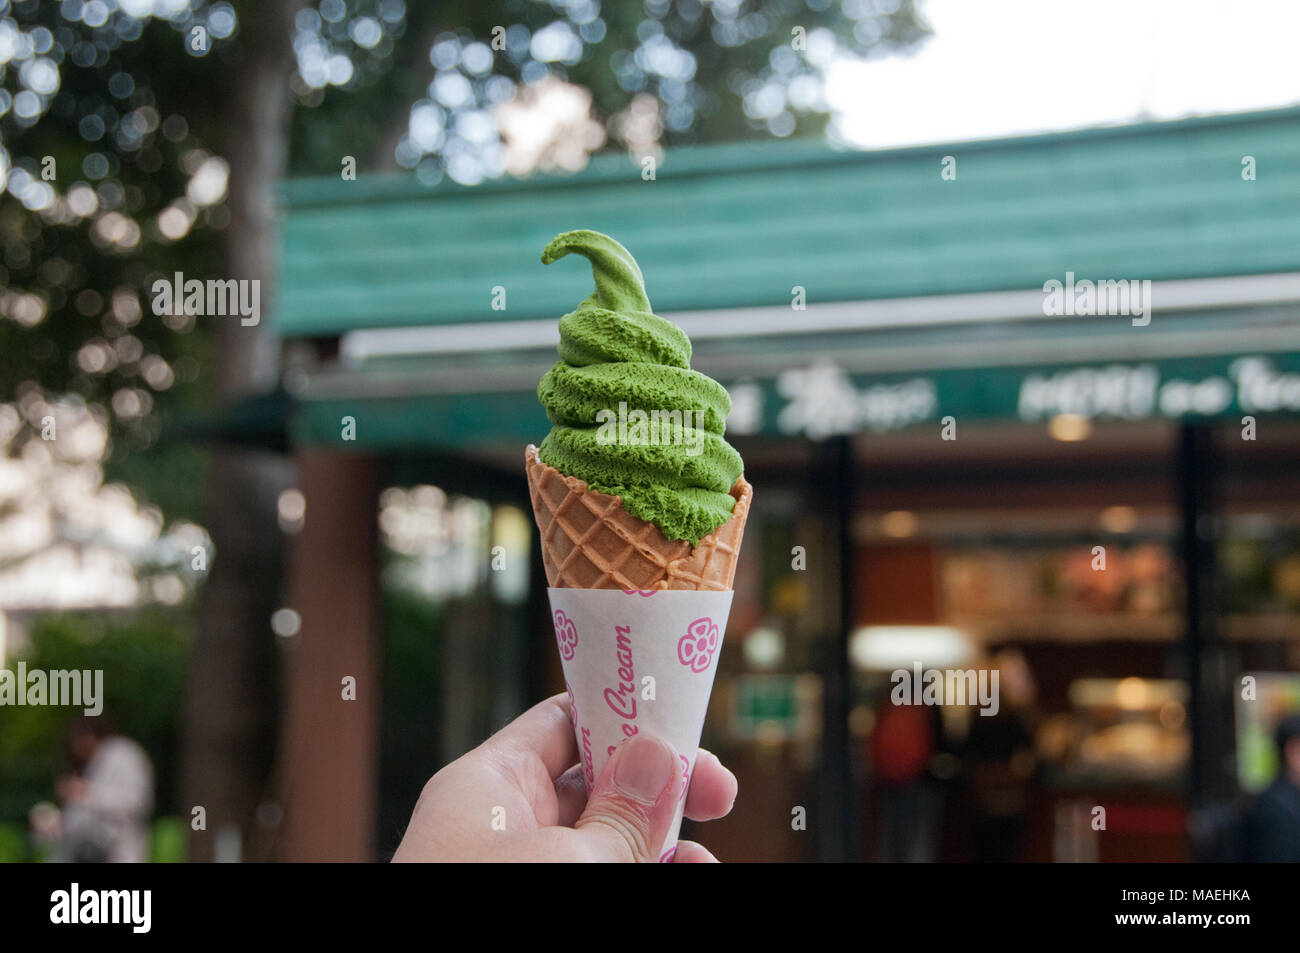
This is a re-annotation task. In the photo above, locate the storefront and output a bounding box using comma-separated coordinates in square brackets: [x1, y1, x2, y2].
[267, 106, 1300, 860]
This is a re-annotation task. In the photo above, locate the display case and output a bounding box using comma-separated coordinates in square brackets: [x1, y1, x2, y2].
[1055, 677, 1189, 787]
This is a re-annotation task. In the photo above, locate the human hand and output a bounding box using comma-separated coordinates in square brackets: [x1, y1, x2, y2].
[393, 693, 737, 862]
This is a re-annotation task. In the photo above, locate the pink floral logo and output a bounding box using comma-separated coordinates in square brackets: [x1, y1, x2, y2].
[677, 617, 720, 673]
[658, 846, 677, 864]
[679, 755, 691, 803]
[621, 590, 657, 597]
[553, 610, 578, 661]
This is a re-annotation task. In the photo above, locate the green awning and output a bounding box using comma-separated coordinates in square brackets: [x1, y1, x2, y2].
[275, 106, 1300, 338]
[276, 107, 1300, 448]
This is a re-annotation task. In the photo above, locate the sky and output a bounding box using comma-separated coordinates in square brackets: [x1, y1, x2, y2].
[828, 0, 1300, 148]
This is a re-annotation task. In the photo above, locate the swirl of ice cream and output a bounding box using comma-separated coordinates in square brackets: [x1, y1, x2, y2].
[536, 229, 744, 545]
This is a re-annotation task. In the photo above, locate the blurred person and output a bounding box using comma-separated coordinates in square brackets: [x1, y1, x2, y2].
[1242, 714, 1300, 863]
[52, 715, 154, 863]
[963, 648, 1039, 863]
[394, 694, 737, 862]
[871, 700, 943, 862]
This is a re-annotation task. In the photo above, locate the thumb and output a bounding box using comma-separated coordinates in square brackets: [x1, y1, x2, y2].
[575, 733, 681, 862]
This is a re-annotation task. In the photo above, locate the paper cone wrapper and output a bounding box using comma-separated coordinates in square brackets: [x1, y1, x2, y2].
[548, 587, 733, 862]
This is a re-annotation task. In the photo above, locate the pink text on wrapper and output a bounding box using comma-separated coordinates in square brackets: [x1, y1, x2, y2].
[580, 726, 595, 787]
[569, 680, 596, 788]
[604, 624, 639, 755]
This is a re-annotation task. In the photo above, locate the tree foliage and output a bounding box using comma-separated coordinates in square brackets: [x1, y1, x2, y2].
[2, 0, 926, 491]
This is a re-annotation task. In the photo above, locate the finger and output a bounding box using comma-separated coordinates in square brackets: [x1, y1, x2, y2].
[671, 840, 719, 863]
[684, 749, 738, 822]
[575, 733, 682, 862]
[554, 764, 588, 827]
[481, 693, 578, 782]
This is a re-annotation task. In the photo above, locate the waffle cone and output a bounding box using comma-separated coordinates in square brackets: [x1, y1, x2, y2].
[525, 445, 751, 590]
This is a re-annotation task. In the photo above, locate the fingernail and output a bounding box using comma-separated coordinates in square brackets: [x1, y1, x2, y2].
[613, 734, 676, 803]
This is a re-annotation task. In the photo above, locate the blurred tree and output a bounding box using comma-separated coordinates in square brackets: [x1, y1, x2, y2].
[0, 0, 295, 862]
[181, 0, 297, 865]
[2, 0, 926, 860]
[286, 0, 929, 181]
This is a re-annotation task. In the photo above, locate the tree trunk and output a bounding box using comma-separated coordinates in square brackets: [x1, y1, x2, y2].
[182, 0, 298, 863]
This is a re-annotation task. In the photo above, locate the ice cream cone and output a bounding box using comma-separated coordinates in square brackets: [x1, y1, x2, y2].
[525, 444, 751, 591]
[525, 229, 753, 860]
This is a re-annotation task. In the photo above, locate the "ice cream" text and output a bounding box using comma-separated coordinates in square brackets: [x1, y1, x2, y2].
[603, 624, 639, 753]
